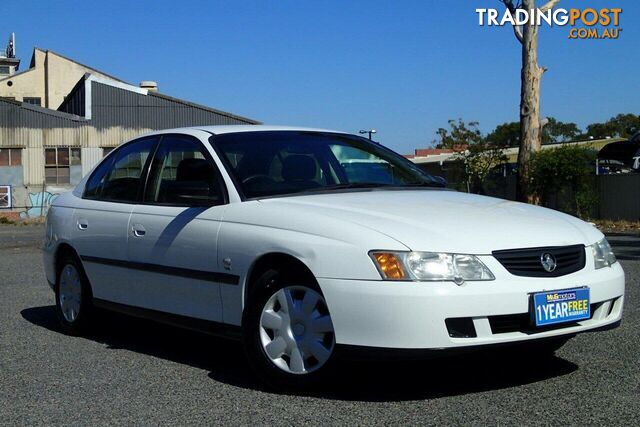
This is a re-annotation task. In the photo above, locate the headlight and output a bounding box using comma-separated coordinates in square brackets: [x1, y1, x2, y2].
[370, 251, 494, 284]
[591, 238, 616, 269]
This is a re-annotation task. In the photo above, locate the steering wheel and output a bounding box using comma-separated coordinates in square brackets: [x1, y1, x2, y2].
[242, 174, 276, 187]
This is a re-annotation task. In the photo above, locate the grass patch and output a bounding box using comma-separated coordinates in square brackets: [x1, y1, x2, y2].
[0, 216, 45, 226]
[594, 219, 640, 234]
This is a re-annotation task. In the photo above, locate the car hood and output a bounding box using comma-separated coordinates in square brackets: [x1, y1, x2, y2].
[258, 190, 603, 254]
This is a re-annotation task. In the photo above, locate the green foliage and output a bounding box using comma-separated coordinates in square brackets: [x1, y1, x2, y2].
[434, 119, 483, 149]
[458, 140, 508, 194]
[484, 114, 638, 148]
[585, 122, 614, 139]
[433, 119, 507, 193]
[586, 114, 640, 139]
[530, 145, 598, 218]
[486, 118, 582, 147]
[486, 122, 520, 147]
[543, 118, 581, 144]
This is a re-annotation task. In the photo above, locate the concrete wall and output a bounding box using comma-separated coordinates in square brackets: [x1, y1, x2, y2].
[70, 165, 82, 185]
[16, 184, 66, 218]
[0, 182, 65, 218]
[0, 165, 24, 186]
[0, 49, 116, 109]
[0, 49, 45, 103]
[45, 51, 116, 109]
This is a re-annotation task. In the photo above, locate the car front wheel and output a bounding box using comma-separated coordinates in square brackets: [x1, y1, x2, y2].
[243, 269, 336, 389]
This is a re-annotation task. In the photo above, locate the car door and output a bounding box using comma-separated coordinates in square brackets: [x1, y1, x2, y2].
[72, 136, 159, 301]
[125, 134, 230, 322]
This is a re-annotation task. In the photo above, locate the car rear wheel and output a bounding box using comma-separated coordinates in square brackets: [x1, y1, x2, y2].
[243, 269, 336, 389]
[55, 254, 93, 336]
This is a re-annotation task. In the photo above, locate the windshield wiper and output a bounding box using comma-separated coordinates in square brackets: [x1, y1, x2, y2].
[321, 183, 393, 190]
[320, 182, 442, 191]
[291, 183, 391, 195]
[404, 181, 443, 188]
[294, 182, 441, 196]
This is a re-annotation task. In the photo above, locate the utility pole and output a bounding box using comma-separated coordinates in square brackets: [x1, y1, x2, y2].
[359, 129, 377, 140]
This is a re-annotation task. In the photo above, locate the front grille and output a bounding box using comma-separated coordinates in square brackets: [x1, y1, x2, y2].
[492, 244, 586, 277]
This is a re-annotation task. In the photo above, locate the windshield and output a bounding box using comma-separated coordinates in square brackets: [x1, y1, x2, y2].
[211, 131, 441, 199]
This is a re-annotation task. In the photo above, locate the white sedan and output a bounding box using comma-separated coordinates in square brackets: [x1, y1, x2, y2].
[43, 126, 624, 388]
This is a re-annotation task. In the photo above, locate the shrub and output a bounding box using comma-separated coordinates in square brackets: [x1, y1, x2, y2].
[530, 145, 597, 218]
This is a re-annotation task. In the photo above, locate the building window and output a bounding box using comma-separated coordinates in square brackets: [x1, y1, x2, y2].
[102, 147, 114, 157]
[0, 185, 11, 208]
[0, 148, 22, 166]
[0, 66, 9, 75]
[45, 147, 81, 185]
[23, 97, 42, 106]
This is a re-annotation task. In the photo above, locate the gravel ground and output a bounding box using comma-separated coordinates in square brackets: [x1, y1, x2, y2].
[0, 225, 638, 425]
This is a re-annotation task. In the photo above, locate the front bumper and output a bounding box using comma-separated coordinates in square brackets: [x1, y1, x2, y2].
[318, 258, 624, 349]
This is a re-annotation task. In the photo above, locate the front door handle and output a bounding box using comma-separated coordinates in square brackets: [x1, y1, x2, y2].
[77, 218, 88, 230]
[132, 224, 146, 237]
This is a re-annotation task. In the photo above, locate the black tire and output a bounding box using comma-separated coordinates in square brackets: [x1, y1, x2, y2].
[54, 253, 94, 336]
[242, 269, 336, 391]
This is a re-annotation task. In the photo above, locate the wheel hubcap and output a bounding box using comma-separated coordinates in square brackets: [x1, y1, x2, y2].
[59, 264, 82, 323]
[293, 323, 305, 336]
[259, 286, 335, 375]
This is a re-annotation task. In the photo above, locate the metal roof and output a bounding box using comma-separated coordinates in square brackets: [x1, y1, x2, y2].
[0, 96, 86, 129]
[57, 75, 260, 127]
[411, 138, 626, 165]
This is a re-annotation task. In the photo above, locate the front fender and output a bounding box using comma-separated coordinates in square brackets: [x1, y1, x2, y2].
[216, 202, 407, 325]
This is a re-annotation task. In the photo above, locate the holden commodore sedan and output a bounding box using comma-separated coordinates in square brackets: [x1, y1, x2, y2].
[43, 126, 624, 388]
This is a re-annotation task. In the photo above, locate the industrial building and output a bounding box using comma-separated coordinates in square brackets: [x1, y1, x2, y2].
[0, 34, 258, 218]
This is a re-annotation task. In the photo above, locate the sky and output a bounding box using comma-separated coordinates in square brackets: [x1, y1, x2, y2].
[2, 0, 638, 154]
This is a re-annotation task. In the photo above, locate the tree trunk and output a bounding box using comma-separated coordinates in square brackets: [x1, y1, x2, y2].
[516, 0, 544, 204]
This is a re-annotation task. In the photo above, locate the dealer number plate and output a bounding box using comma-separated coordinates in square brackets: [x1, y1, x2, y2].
[533, 288, 590, 327]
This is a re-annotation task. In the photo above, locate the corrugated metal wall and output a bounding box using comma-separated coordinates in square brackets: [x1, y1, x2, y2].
[57, 79, 86, 117]
[1, 101, 87, 186]
[598, 174, 640, 221]
[90, 82, 256, 130]
[1, 81, 259, 186]
[81, 147, 102, 176]
[0, 100, 84, 133]
[24, 147, 45, 185]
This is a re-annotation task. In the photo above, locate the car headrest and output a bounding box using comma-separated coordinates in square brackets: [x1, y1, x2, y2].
[176, 158, 214, 182]
[281, 155, 317, 182]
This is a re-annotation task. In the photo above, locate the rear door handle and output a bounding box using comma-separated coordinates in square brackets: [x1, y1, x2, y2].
[77, 219, 88, 230]
[132, 224, 146, 237]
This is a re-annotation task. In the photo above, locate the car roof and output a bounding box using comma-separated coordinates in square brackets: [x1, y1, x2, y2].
[598, 140, 640, 164]
[141, 125, 349, 137]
